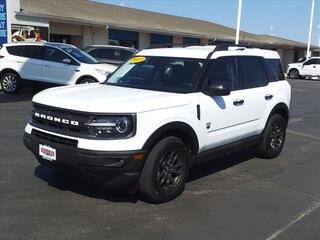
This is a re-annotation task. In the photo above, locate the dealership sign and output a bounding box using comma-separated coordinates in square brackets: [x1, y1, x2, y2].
[0, 0, 7, 45]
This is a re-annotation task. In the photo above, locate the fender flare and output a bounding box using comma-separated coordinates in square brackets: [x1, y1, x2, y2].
[142, 121, 199, 155]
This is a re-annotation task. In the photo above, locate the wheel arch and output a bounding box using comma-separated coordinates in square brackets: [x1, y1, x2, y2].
[76, 75, 98, 84]
[0, 68, 21, 79]
[142, 121, 199, 156]
[267, 102, 290, 127]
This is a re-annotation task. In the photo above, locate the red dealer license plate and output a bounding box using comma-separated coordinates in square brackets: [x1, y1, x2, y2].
[39, 144, 56, 161]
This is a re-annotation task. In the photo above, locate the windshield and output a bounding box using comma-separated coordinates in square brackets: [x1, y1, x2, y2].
[62, 47, 99, 64]
[105, 56, 205, 93]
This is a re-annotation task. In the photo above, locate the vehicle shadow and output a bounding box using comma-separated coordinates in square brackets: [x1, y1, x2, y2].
[0, 87, 41, 103]
[34, 148, 257, 203]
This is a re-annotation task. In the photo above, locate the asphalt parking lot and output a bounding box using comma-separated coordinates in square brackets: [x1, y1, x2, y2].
[1, 79, 320, 240]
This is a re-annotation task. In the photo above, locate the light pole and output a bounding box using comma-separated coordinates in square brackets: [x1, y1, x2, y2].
[307, 0, 315, 59]
[235, 0, 243, 45]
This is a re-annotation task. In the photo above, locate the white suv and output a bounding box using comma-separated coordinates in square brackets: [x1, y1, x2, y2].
[0, 42, 117, 93]
[287, 57, 320, 79]
[23, 45, 291, 203]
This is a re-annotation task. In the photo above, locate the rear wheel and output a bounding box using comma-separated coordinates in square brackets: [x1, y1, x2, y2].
[258, 114, 286, 159]
[288, 69, 299, 79]
[139, 136, 190, 203]
[0, 72, 21, 94]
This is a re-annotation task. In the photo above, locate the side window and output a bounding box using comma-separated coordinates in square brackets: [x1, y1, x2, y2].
[90, 48, 115, 59]
[316, 59, 320, 65]
[304, 59, 317, 65]
[6, 46, 25, 57]
[263, 60, 278, 82]
[23, 46, 44, 59]
[238, 56, 267, 89]
[44, 47, 69, 63]
[207, 56, 237, 90]
[118, 50, 134, 61]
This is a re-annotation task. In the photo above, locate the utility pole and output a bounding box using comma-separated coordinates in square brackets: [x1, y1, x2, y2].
[307, 0, 315, 59]
[235, 0, 243, 45]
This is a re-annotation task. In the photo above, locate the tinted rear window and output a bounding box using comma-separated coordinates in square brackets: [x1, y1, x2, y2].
[265, 59, 285, 80]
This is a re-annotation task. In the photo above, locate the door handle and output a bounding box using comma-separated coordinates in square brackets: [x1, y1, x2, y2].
[313, 66, 316, 68]
[17, 61, 23, 63]
[265, 94, 273, 100]
[233, 99, 244, 106]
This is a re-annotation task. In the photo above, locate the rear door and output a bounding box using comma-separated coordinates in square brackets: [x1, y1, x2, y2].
[232, 56, 269, 137]
[200, 56, 264, 150]
[7, 45, 44, 81]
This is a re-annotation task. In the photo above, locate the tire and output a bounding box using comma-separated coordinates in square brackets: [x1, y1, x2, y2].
[288, 69, 299, 79]
[0, 72, 21, 94]
[257, 114, 287, 159]
[77, 78, 96, 84]
[139, 136, 190, 203]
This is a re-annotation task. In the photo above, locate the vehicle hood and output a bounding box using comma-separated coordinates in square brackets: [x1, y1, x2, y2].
[32, 84, 194, 113]
[85, 63, 118, 72]
[288, 63, 302, 67]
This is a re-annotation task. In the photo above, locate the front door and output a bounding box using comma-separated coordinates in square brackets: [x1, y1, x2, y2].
[42, 47, 78, 85]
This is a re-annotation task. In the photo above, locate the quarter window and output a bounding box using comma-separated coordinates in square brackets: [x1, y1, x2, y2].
[238, 56, 267, 89]
[207, 57, 237, 90]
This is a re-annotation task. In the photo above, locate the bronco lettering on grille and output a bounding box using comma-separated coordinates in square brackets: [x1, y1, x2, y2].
[34, 112, 79, 126]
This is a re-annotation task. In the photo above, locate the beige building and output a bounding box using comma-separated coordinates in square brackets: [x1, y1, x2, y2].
[5, 0, 317, 67]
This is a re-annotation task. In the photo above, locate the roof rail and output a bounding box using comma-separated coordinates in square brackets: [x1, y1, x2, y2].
[205, 43, 273, 59]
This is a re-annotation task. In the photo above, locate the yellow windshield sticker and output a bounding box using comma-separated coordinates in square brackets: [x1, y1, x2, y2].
[129, 56, 146, 64]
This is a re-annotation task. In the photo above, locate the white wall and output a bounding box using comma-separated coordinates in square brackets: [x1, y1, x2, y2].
[139, 32, 150, 50]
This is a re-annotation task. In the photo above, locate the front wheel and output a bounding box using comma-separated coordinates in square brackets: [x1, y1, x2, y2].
[288, 69, 299, 79]
[139, 137, 190, 203]
[0, 72, 21, 94]
[258, 114, 286, 159]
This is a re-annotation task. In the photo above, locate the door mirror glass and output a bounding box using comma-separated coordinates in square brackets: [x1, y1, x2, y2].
[62, 58, 72, 64]
[206, 84, 230, 96]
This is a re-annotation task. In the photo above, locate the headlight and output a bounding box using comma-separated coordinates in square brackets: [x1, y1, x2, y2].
[95, 69, 110, 76]
[85, 115, 135, 138]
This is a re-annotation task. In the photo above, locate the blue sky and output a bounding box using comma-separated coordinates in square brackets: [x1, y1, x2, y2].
[95, 0, 320, 46]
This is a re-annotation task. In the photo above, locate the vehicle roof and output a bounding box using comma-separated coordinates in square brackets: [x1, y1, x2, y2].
[86, 45, 137, 51]
[3, 42, 77, 49]
[137, 45, 280, 59]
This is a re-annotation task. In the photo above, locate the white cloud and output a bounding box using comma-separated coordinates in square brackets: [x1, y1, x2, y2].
[269, 26, 274, 31]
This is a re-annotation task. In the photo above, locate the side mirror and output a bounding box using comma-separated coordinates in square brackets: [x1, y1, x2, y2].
[206, 84, 230, 96]
[62, 58, 72, 64]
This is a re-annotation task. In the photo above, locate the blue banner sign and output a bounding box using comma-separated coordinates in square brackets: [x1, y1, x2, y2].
[0, 0, 7, 45]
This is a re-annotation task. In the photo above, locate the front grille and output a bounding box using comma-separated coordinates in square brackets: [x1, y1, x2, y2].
[31, 103, 91, 137]
[32, 129, 78, 147]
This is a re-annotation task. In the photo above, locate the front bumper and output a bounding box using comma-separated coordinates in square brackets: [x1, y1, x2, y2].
[23, 131, 147, 189]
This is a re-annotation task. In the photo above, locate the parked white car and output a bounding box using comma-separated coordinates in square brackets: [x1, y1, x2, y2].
[24, 45, 291, 203]
[0, 42, 117, 93]
[287, 57, 320, 79]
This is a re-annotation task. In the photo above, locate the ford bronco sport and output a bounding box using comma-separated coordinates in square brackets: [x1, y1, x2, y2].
[24, 45, 291, 203]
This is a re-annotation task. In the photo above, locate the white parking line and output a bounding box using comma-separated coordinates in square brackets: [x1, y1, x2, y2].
[265, 201, 320, 240]
[287, 129, 320, 142]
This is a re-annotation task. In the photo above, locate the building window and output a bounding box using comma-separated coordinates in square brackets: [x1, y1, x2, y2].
[108, 29, 139, 49]
[183, 37, 200, 46]
[150, 34, 172, 48]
